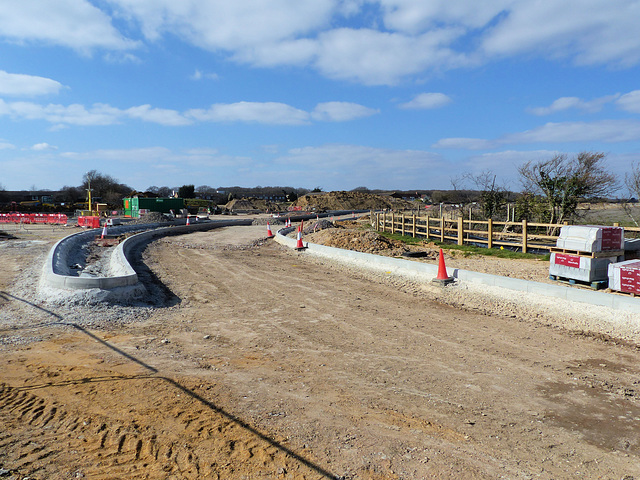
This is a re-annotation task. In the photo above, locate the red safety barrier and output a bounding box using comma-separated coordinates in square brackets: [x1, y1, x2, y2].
[0, 212, 68, 225]
[77, 216, 100, 228]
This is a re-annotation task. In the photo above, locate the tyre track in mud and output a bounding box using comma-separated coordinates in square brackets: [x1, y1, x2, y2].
[0, 375, 327, 480]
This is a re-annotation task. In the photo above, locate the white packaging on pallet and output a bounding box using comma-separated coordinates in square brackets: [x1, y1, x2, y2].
[549, 252, 618, 282]
[555, 225, 624, 252]
[608, 260, 640, 294]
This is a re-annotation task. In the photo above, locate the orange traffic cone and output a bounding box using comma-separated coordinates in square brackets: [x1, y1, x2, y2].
[100, 225, 107, 239]
[186, 216, 190, 226]
[433, 248, 454, 285]
[266, 222, 274, 238]
[295, 224, 306, 250]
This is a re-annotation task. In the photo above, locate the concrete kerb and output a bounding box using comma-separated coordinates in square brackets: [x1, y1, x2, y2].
[41, 219, 253, 292]
[275, 227, 640, 312]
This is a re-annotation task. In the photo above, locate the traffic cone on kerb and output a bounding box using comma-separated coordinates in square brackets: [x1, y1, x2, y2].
[295, 224, 307, 251]
[266, 222, 274, 238]
[100, 225, 107, 239]
[433, 249, 454, 285]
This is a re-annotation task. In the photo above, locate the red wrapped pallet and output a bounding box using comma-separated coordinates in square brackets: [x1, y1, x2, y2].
[608, 260, 640, 295]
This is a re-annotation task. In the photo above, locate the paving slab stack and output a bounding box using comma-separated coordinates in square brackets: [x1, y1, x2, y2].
[609, 236, 640, 295]
[549, 225, 624, 285]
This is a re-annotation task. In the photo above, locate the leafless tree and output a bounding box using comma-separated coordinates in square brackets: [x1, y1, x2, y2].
[518, 152, 618, 226]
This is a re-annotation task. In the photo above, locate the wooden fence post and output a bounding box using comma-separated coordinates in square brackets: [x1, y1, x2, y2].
[440, 217, 445, 242]
[522, 219, 528, 254]
[487, 218, 493, 249]
[458, 216, 464, 246]
[412, 214, 416, 238]
[391, 212, 395, 234]
[401, 213, 405, 236]
[426, 215, 430, 240]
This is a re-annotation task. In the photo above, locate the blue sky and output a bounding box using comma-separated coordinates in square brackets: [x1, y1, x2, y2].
[1, 0, 640, 193]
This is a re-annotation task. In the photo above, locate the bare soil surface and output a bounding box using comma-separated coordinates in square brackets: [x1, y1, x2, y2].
[1, 223, 640, 479]
[293, 192, 415, 212]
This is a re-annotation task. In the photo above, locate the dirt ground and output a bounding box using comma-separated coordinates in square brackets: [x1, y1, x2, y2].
[1, 222, 640, 479]
[301, 220, 551, 284]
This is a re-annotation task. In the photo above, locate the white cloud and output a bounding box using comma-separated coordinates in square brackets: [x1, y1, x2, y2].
[0, 71, 64, 97]
[378, 0, 515, 33]
[503, 120, 640, 144]
[616, 90, 640, 114]
[529, 95, 619, 115]
[58, 146, 254, 188]
[276, 144, 439, 170]
[466, 149, 558, 171]
[107, 0, 335, 49]
[186, 102, 310, 125]
[435, 119, 640, 150]
[125, 105, 192, 126]
[31, 142, 57, 151]
[311, 102, 379, 122]
[432, 137, 495, 150]
[0, 0, 137, 52]
[0, 142, 15, 150]
[399, 92, 452, 110]
[313, 27, 467, 85]
[233, 38, 318, 67]
[190, 69, 219, 81]
[4, 1, 640, 85]
[0, 98, 376, 127]
[0, 100, 122, 125]
[461, 149, 560, 188]
[102, 0, 640, 85]
[272, 144, 446, 189]
[482, 0, 640, 67]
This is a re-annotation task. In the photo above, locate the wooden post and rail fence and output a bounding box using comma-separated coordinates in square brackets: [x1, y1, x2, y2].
[372, 211, 640, 254]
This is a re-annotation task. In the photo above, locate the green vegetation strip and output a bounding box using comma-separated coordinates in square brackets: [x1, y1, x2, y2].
[378, 231, 549, 260]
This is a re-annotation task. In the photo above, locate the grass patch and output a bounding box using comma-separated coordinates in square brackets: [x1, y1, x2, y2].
[376, 231, 423, 246]
[378, 231, 549, 260]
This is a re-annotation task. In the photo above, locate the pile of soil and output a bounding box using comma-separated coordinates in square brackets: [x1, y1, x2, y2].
[225, 197, 283, 213]
[306, 228, 410, 256]
[251, 216, 286, 226]
[301, 218, 339, 234]
[128, 211, 170, 224]
[293, 191, 416, 212]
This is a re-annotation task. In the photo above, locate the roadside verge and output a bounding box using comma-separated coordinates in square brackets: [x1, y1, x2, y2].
[275, 227, 639, 313]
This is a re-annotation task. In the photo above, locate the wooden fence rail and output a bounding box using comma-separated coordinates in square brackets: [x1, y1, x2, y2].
[372, 212, 640, 254]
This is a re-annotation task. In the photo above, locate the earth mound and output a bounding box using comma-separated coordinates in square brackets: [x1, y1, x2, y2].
[293, 191, 416, 212]
[224, 197, 283, 213]
[305, 228, 410, 256]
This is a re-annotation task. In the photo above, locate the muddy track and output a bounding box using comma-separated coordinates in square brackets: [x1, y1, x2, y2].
[0, 376, 326, 480]
[2, 226, 640, 479]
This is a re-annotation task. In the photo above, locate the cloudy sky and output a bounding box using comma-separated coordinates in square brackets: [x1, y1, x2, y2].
[1, 0, 639, 193]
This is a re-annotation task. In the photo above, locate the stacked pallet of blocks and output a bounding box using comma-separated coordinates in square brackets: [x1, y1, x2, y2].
[549, 225, 624, 289]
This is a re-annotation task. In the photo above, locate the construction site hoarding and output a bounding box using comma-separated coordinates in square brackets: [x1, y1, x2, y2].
[123, 197, 185, 218]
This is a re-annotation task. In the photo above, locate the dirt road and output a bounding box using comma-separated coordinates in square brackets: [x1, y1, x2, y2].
[1, 225, 640, 479]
